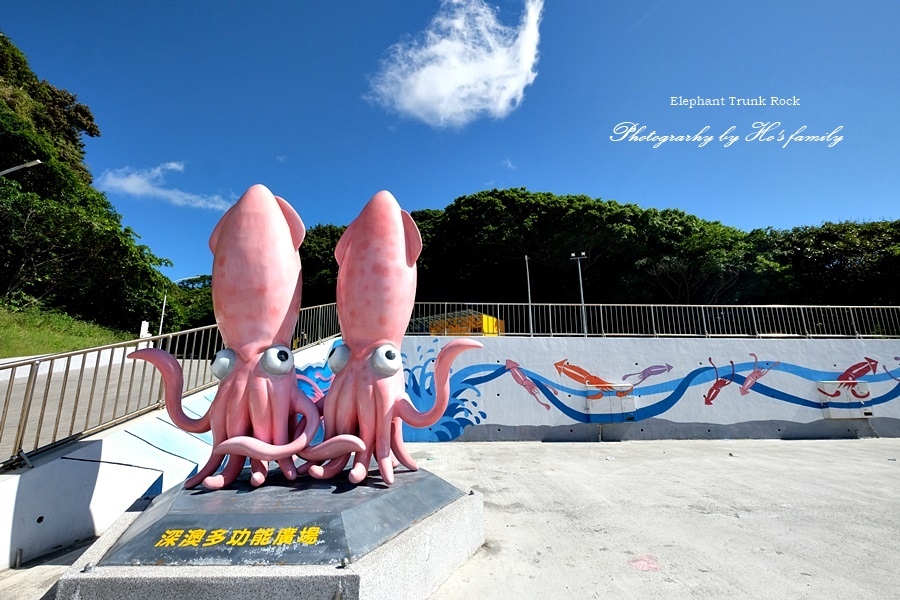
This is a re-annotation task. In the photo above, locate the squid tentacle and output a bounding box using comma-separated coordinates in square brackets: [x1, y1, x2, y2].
[395, 339, 482, 427]
[185, 453, 226, 489]
[348, 445, 374, 484]
[211, 381, 366, 463]
[290, 386, 325, 453]
[213, 432, 365, 462]
[213, 379, 365, 462]
[390, 416, 418, 471]
[203, 453, 247, 490]
[309, 454, 351, 479]
[300, 435, 367, 461]
[294, 459, 317, 476]
[374, 379, 396, 484]
[129, 348, 211, 433]
[348, 379, 377, 483]
[249, 458, 269, 487]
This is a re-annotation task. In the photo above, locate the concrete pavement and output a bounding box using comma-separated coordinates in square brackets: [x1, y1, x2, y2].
[2, 438, 899, 599]
[423, 439, 900, 600]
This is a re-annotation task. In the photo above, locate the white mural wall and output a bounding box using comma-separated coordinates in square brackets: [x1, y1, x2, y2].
[330, 336, 900, 441]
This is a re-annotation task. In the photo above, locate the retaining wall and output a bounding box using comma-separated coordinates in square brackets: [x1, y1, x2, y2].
[391, 336, 900, 442]
[3, 335, 898, 569]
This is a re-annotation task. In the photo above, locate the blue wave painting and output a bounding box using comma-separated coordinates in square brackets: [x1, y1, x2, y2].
[300, 340, 900, 442]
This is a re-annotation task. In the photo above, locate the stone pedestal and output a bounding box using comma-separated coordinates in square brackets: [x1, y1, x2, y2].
[56, 468, 483, 600]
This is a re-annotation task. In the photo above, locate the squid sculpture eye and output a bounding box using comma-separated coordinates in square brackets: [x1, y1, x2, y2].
[370, 344, 402, 376]
[327, 343, 351, 373]
[210, 348, 237, 380]
[260, 345, 295, 376]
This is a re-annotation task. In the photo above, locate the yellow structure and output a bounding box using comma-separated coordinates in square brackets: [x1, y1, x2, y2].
[426, 310, 505, 336]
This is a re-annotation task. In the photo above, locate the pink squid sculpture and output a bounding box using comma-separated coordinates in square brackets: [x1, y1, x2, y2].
[130, 185, 361, 489]
[218, 191, 481, 484]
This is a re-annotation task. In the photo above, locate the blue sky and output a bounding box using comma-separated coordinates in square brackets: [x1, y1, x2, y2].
[4, 1, 899, 281]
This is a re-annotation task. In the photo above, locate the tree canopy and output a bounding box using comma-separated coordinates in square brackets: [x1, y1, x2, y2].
[1, 32, 171, 332]
[303, 188, 899, 308]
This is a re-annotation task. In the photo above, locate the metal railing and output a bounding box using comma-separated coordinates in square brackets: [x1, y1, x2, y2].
[0, 303, 340, 470]
[406, 302, 900, 338]
[2, 301, 897, 469]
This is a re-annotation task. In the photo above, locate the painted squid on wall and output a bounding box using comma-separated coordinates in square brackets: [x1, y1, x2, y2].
[130, 185, 362, 490]
[217, 191, 481, 484]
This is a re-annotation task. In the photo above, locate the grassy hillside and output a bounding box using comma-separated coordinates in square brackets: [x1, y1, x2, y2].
[0, 306, 132, 359]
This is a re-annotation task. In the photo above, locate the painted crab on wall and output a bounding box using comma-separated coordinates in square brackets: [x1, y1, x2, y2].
[217, 191, 482, 484]
[130, 185, 361, 489]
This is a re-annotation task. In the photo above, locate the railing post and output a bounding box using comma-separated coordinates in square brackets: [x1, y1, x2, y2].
[525, 255, 534, 337]
[799, 306, 811, 338]
[550, 305, 555, 337]
[750, 306, 760, 337]
[581, 303, 588, 337]
[849, 307, 861, 338]
[599, 304, 606, 337]
[12, 360, 41, 456]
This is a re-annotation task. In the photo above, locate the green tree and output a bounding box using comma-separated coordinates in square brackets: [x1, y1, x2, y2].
[773, 221, 900, 305]
[300, 223, 346, 306]
[634, 209, 753, 304]
[409, 208, 443, 287]
[1, 32, 173, 333]
[163, 275, 214, 331]
[420, 188, 649, 303]
[1, 33, 99, 185]
[292, 190, 900, 309]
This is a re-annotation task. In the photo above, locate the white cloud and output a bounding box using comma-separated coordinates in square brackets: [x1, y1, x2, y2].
[627, 1, 664, 33]
[97, 162, 232, 211]
[275, 155, 288, 163]
[501, 157, 516, 170]
[368, 0, 543, 129]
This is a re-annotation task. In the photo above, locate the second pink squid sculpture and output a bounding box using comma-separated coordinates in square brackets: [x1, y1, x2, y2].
[218, 190, 481, 484]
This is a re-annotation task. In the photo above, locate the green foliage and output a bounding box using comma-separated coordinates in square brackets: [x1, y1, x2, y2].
[0, 32, 174, 332]
[634, 209, 752, 304]
[298, 188, 900, 308]
[1, 33, 98, 185]
[163, 275, 214, 332]
[419, 188, 639, 302]
[0, 304, 130, 358]
[300, 224, 347, 306]
[0, 177, 172, 331]
[419, 188, 749, 304]
[773, 221, 900, 305]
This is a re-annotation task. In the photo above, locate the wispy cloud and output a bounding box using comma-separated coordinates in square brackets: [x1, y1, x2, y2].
[275, 155, 288, 163]
[368, 0, 544, 129]
[627, 1, 664, 33]
[501, 157, 516, 170]
[97, 162, 232, 211]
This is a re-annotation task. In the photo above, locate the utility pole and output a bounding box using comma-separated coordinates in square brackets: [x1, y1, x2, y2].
[570, 252, 587, 336]
[525, 255, 533, 336]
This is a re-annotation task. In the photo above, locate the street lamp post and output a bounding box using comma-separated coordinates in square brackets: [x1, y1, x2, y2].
[158, 275, 204, 336]
[570, 252, 587, 336]
[0, 160, 43, 178]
